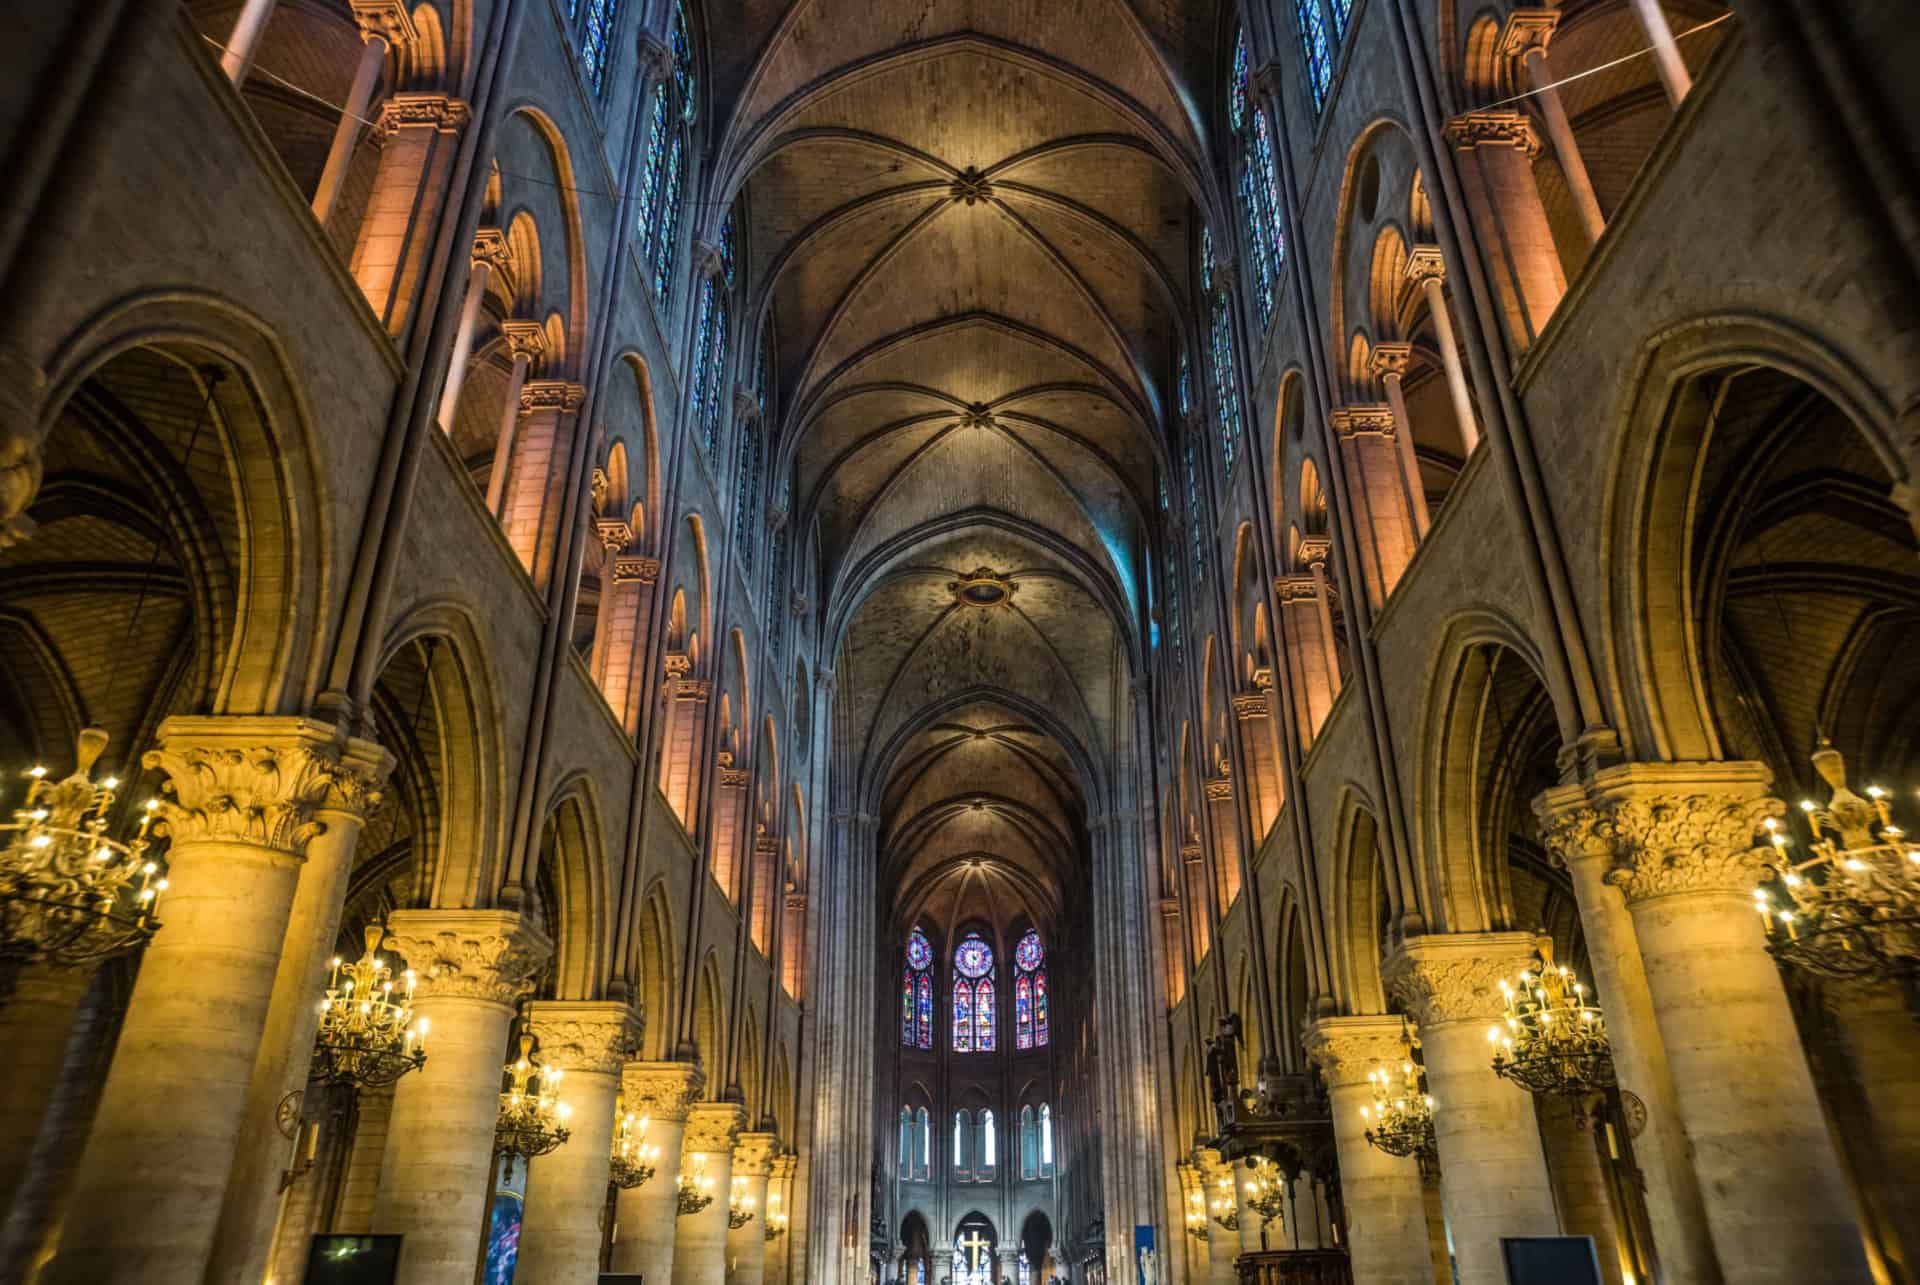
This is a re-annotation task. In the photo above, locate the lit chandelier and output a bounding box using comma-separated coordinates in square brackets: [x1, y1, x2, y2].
[728, 1174, 757, 1229]
[312, 925, 427, 1089]
[0, 729, 165, 1004]
[764, 1190, 788, 1241]
[1209, 1171, 1239, 1232]
[494, 1034, 571, 1159]
[1241, 1159, 1287, 1230]
[1755, 743, 1920, 983]
[1487, 940, 1614, 1097]
[1359, 1037, 1436, 1162]
[676, 1155, 716, 1216]
[609, 1103, 659, 1189]
[1185, 1188, 1210, 1242]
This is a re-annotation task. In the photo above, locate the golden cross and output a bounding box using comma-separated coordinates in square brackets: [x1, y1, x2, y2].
[957, 1231, 992, 1272]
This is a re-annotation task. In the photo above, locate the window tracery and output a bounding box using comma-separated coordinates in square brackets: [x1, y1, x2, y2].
[1014, 929, 1047, 1049]
[951, 932, 995, 1052]
[903, 927, 933, 1049]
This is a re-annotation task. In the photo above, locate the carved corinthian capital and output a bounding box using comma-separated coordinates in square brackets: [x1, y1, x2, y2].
[684, 1101, 748, 1153]
[1303, 1014, 1416, 1088]
[527, 1000, 643, 1075]
[141, 716, 378, 857]
[623, 1060, 706, 1123]
[733, 1131, 778, 1177]
[1588, 762, 1784, 902]
[382, 908, 553, 1008]
[1382, 930, 1541, 1027]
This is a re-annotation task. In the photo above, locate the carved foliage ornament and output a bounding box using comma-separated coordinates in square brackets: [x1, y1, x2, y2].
[623, 1063, 706, 1123]
[1601, 792, 1785, 901]
[142, 720, 390, 856]
[381, 916, 552, 1006]
[1384, 939, 1538, 1026]
[528, 1006, 643, 1075]
[1302, 1022, 1416, 1088]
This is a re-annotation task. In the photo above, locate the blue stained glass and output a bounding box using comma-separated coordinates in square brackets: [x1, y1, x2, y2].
[734, 425, 760, 572]
[907, 928, 933, 971]
[976, 979, 995, 1050]
[1201, 225, 1216, 296]
[671, 0, 696, 121]
[690, 279, 716, 432]
[579, 0, 619, 96]
[766, 527, 788, 658]
[1211, 306, 1242, 474]
[652, 134, 684, 297]
[701, 299, 730, 457]
[1298, 0, 1333, 109]
[637, 95, 667, 250]
[1238, 165, 1274, 328]
[1015, 975, 1033, 1050]
[1329, 0, 1353, 39]
[719, 214, 737, 287]
[917, 974, 932, 1048]
[1230, 28, 1249, 131]
[1253, 111, 1286, 271]
[1015, 930, 1043, 972]
[903, 975, 915, 1044]
[1177, 349, 1192, 421]
[952, 981, 973, 1051]
[955, 934, 993, 979]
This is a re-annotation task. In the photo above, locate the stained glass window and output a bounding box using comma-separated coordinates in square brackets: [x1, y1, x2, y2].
[690, 278, 716, 434]
[1014, 929, 1046, 1049]
[902, 975, 914, 1044]
[1185, 431, 1205, 582]
[1035, 973, 1049, 1045]
[916, 973, 932, 1048]
[980, 1109, 997, 1170]
[1298, 0, 1333, 109]
[907, 927, 933, 970]
[1328, 0, 1353, 39]
[1230, 28, 1249, 131]
[652, 132, 684, 298]
[952, 977, 973, 1052]
[1177, 349, 1192, 422]
[1015, 976, 1033, 1050]
[767, 526, 789, 660]
[955, 934, 993, 978]
[1253, 111, 1286, 272]
[671, 0, 696, 120]
[700, 297, 730, 458]
[976, 978, 995, 1050]
[1238, 165, 1274, 328]
[1018, 1254, 1031, 1285]
[1020, 1106, 1038, 1178]
[1210, 303, 1242, 475]
[953, 933, 995, 1051]
[734, 423, 760, 572]
[718, 213, 737, 287]
[1014, 930, 1042, 972]
[636, 94, 667, 252]
[578, 0, 619, 95]
[904, 927, 932, 1049]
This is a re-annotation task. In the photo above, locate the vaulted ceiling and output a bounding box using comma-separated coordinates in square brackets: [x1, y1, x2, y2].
[716, 1, 1216, 915]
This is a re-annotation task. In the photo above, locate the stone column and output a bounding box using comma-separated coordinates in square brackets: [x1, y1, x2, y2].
[1628, 0, 1692, 106]
[1369, 345, 1431, 537]
[0, 966, 91, 1218]
[208, 731, 392, 1285]
[728, 1133, 777, 1285]
[333, 1082, 396, 1232]
[1232, 1165, 1265, 1257]
[1445, 111, 1566, 346]
[373, 909, 553, 1285]
[500, 379, 587, 591]
[766, 1151, 797, 1285]
[1403, 249, 1479, 456]
[678, 1102, 748, 1285]
[312, 1, 414, 225]
[1500, 11, 1608, 246]
[1274, 572, 1338, 748]
[1592, 763, 1868, 1283]
[484, 320, 548, 515]
[1232, 689, 1283, 840]
[1828, 980, 1920, 1282]
[1383, 932, 1559, 1285]
[517, 1002, 643, 1285]
[591, 554, 661, 733]
[220, 0, 280, 84]
[437, 228, 508, 433]
[1304, 1017, 1434, 1285]
[348, 93, 471, 335]
[1534, 783, 1721, 1285]
[1330, 405, 1417, 607]
[1197, 1149, 1238, 1285]
[44, 716, 358, 1284]
[610, 1062, 705, 1278]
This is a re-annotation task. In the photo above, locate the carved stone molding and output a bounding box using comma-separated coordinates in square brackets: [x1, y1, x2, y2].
[520, 379, 587, 413]
[1204, 777, 1233, 802]
[526, 1000, 643, 1076]
[1296, 534, 1332, 569]
[1369, 342, 1413, 382]
[734, 386, 761, 421]
[1275, 574, 1317, 604]
[377, 93, 471, 135]
[1531, 781, 1612, 870]
[351, 0, 417, 45]
[1498, 8, 1560, 61]
[719, 767, 751, 790]
[1404, 245, 1447, 288]
[1445, 109, 1543, 157]
[1180, 843, 1204, 866]
[1330, 404, 1397, 439]
[623, 1061, 706, 1123]
[471, 226, 511, 274]
[1382, 930, 1541, 1027]
[612, 555, 660, 585]
[684, 1101, 748, 1154]
[663, 650, 691, 679]
[674, 678, 712, 702]
[141, 716, 382, 856]
[636, 32, 673, 88]
[595, 516, 636, 554]
[382, 909, 553, 1008]
[1303, 1015, 1418, 1089]
[0, 354, 45, 547]
[770, 1152, 797, 1181]
[1232, 693, 1270, 721]
[500, 319, 548, 363]
[733, 1130, 778, 1177]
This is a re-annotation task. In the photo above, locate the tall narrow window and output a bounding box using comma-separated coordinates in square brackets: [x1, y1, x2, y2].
[952, 932, 995, 1052]
[898, 1107, 912, 1172]
[1035, 973, 1049, 1046]
[639, 4, 694, 299]
[980, 1109, 997, 1173]
[1297, 0, 1333, 108]
[915, 1107, 930, 1179]
[953, 1109, 971, 1177]
[1014, 929, 1047, 1049]
[733, 421, 760, 571]
[1020, 1105, 1038, 1179]
[904, 927, 933, 1050]
[1203, 227, 1245, 477]
[1040, 1103, 1054, 1174]
[577, 0, 620, 95]
[650, 132, 684, 297]
[1328, 0, 1353, 39]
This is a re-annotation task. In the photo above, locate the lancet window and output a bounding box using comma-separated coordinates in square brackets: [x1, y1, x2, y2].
[951, 932, 996, 1052]
[1014, 929, 1048, 1049]
[903, 926, 933, 1049]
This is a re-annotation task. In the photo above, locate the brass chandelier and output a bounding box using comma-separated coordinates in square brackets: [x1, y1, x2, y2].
[0, 729, 165, 1004]
[1209, 1171, 1239, 1232]
[676, 1154, 716, 1215]
[728, 1175, 757, 1229]
[1241, 1159, 1287, 1231]
[1185, 1188, 1209, 1242]
[1487, 940, 1614, 1097]
[494, 1034, 571, 1159]
[609, 1103, 659, 1189]
[1756, 744, 1920, 983]
[1360, 1037, 1436, 1163]
[764, 1190, 788, 1241]
[312, 924, 427, 1089]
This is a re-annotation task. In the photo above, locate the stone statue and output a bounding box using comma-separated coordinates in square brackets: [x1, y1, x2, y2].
[1136, 1246, 1157, 1285]
[1205, 1012, 1243, 1135]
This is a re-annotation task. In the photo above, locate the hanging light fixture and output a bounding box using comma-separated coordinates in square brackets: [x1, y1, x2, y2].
[494, 1034, 571, 1159]
[1754, 743, 1920, 983]
[763, 1190, 788, 1241]
[312, 924, 427, 1089]
[1487, 939, 1614, 1097]
[677, 1154, 716, 1215]
[1241, 1159, 1287, 1230]
[1209, 1170, 1240, 1232]
[727, 1174, 757, 1229]
[1359, 1031, 1436, 1163]
[0, 729, 166, 1004]
[1184, 1188, 1210, 1242]
[609, 1103, 660, 1189]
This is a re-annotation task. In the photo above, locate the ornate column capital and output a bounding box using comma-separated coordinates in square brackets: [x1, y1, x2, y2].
[636, 31, 673, 89]
[1587, 761, 1783, 901]
[1531, 780, 1614, 872]
[351, 0, 417, 45]
[1231, 692, 1269, 721]
[1369, 342, 1414, 382]
[1330, 404, 1397, 439]
[1404, 245, 1447, 289]
[520, 379, 587, 413]
[141, 715, 380, 857]
[471, 225, 510, 272]
[1304, 1014, 1417, 1089]
[1275, 573, 1317, 603]
[622, 1060, 706, 1123]
[684, 1100, 748, 1153]
[770, 1152, 797, 1181]
[612, 554, 660, 585]
[500, 319, 548, 364]
[1497, 8, 1560, 61]
[382, 908, 553, 1008]
[733, 1130, 778, 1176]
[1444, 109, 1544, 157]
[376, 92, 472, 136]
[525, 1000, 643, 1075]
[1382, 930, 1541, 1027]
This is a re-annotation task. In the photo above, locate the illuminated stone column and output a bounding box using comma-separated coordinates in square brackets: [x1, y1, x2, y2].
[1330, 405, 1418, 607]
[1304, 1017, 1434, 1285]
[45, 717, 360, 1284]
[765, 1151, 797, 1285]
[677, 1103, 747, 1285]
[517, 1002, 643, 1285]
[1402, 249, 1479, 456]
[373, 910, 552, 1285]
[311, 1, 414, 225]
[0, 966, 91, 1219]
[437, 228, 509, 433]
[348, 93, 471, 336]
[220, 0, 280, 84]
[1593, 763, 1869, 1283]
[1500, 11, 1607, 245]
[591, 553, 661, 734]
[727, 1133, 777, 1285]
[482, 320, 547, 515]
[1445, 111, 1565, 345]
[1534, 783, 1721, 1285]
[609, 1062, 705, 1278]
[1369, 345, 1431, 538]
[498, 379, 587, 591]
[1628, 0, 1692, 105]
[1196, 1148, 1238, 1285]
[1828, 980, 1920, 1282]
[1384, 932, 1558, 1285]
[1175, 1160, 1212, 1285]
